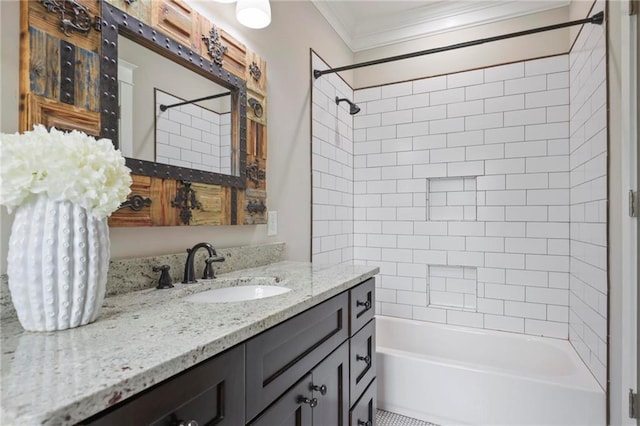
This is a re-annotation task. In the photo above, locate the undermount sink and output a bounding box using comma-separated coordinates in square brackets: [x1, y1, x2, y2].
[183, 285, 291, 303]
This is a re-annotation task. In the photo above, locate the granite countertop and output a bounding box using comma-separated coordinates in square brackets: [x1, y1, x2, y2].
[0, 261, 378, 425]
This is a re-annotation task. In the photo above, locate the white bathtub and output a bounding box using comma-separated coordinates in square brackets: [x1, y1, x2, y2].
[376, 316, 605, 426]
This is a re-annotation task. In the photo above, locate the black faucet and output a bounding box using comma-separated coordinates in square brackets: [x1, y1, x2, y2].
[182, 242, 225, 284]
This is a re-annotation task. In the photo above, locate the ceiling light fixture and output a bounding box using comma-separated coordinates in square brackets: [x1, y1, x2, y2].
[236, 0, 271, 29]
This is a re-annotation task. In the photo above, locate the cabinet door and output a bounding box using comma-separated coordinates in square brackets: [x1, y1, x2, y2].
[350, 379, 376, 426]
[311, 341, 349, 426]
[349, 319, 376, 405]
[349, 278, 375, 336]
[83, 345, 245, 426]
[248, 375, 313, 426]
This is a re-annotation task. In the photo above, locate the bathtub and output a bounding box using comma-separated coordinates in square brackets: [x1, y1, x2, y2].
[376, 316, 605, 426]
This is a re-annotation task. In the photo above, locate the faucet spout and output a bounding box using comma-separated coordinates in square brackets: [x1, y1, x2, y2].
[182, 242, 216, 284]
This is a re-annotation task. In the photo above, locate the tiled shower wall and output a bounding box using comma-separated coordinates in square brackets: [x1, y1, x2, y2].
[352, 56, 572, 338]
[311, 53, 354, 264]
[156, 90, 231, 173]
[568, 2, 607, 388]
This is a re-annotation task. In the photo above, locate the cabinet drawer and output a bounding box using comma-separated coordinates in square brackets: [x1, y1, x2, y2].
[349, 319, 376, 406]
[246, 292, 349, 421]
[350, 378, 377, 426]
[349, 278, 375, 336]
[83, 344, 245, 426]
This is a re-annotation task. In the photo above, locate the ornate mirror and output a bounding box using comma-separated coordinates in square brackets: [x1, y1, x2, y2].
[100, 0, 247, 188]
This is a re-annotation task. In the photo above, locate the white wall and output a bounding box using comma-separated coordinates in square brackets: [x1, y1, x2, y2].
[0, 0, 354, 272]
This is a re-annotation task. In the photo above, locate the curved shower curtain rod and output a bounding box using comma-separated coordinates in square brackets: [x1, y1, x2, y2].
[313, 11, 604, 79]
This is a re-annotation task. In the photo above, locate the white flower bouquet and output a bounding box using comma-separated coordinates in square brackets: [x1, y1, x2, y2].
[0, 125, 132, 218]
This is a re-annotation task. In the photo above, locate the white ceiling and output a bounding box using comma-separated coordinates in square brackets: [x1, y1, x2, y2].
[310, 0, 570, 52]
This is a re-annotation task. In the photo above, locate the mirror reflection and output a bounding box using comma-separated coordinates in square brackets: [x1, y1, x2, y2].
[117, 35, 236, 175]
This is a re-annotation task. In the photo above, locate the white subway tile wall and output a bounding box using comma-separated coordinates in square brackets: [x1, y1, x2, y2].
[310, 32, 606, 387]
[155, 90, 230, 173]
[311, 53, 354, 264]
[568, 2, 607, 389]
[352, 55, 572, 337]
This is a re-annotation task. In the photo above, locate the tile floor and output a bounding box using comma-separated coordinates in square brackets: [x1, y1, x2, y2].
[376, 410, 440, 426]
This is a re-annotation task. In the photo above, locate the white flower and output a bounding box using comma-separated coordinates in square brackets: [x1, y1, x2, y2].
[0, 125, 132, 219]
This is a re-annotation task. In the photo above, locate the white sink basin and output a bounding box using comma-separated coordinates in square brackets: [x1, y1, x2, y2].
[183, 285, 291, 303]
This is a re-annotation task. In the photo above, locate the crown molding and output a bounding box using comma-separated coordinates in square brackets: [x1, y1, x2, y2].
[311, 0, 570, 52]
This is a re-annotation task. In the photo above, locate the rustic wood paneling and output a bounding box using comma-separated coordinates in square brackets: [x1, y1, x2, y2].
[247, 120, 267, 159]
[190, 182, 225, 225]
[29, 26, 60, 100]
[153, 178, 181, 226]
[27, 0, 100, 52]
[220, 29, 246, 78]
[108, 175, 153, 227]
[105, 0, 151, 24]
[27, 94, 100, 135]
[74, 45, 100, 111]
[151, 0, 195, 48]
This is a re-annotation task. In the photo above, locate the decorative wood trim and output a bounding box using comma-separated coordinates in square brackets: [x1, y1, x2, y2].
[247, 89, 266, 125]
[27, 94, 100, 135]
[243, 188, 267, 225]
[249, 61, 262, 81]
[171, 180, 202, 225]
[27, 0, 100, 51]
[246, 51, 266, 94]
[108, 175, 153, 227]
[201, 24, 227, 66]
[37, 0, 94, 37]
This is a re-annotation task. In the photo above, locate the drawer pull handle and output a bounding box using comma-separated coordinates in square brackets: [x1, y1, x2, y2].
[297, 396, 318, 408]
[356, 299, 371, 310]
[356, 354, 371, 366]
[176, 421, 199, 426]
[358, 420, 372, 426]
[311, 383, 327, 395]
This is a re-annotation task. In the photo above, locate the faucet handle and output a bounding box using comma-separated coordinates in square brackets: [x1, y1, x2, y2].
[152, 265, 174, 289]
[203, 256, 225, 279]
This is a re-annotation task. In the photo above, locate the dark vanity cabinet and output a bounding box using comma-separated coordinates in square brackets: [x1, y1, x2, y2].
[83, 278, 376, 426]
[84, 344, 245, 425]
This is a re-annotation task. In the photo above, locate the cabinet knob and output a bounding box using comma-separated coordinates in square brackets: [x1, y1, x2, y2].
[356, 299, 371, 310]
[297, 396, 318, 408]
[357, 420, 372, 426]
[356, 354, 371, 366]
[176, 421, 198, 426]
[311, 383, 327, 395]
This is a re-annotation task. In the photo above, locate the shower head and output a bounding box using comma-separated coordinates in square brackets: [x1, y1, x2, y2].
[335, 97, 361, 115]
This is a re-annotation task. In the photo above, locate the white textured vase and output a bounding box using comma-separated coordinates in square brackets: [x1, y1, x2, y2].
[7, 194, 110, 331]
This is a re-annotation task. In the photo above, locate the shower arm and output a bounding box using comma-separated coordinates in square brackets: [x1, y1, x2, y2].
[313, 11, 604, 79]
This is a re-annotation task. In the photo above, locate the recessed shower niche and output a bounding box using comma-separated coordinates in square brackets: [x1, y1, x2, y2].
[428, 265, 478, 311]
[427, 176, 477, 222]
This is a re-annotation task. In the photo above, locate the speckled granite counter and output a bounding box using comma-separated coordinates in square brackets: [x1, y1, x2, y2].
[0, 261, 378, 425]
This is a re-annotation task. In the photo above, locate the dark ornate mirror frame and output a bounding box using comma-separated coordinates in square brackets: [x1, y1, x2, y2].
[99, 1, 247, 188]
